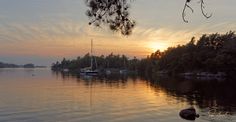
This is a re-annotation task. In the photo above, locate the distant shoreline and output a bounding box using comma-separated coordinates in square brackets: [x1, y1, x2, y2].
[0, 67, 47, 68]
[0, 61, 47, 68]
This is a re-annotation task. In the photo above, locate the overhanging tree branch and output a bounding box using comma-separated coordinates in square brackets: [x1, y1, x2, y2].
[85, 0, 135, 36]
[182, 0, 194, 23]
[85, 0, 213, 35]
[182, 0, 212, 23]
[200, 0, 212, 19]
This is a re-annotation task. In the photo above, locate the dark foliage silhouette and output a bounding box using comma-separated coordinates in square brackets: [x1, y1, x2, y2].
[85, 0, 212, 35]
[52, 53, 139, 72]
[139, 31, 236, 77]
[85, 0, 135, 35]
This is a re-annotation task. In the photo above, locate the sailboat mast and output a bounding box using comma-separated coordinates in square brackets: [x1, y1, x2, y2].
[91, 39, 93, 56]
[90, 39, 93, 70]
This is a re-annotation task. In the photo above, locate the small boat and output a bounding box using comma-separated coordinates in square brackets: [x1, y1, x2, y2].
[63, 68, 69, 72]
[119, 69, 128, 74]
[105, 70, 111, 75]
[80, 67, 98, 76]
[80, 39, 98, 76]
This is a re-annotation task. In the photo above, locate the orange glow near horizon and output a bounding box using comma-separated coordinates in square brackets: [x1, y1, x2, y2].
[0, 22, 200, 59]
[147, 41, 168, 52]
[0, 36, 185, 59]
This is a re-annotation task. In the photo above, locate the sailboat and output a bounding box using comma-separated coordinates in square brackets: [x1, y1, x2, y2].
[80, 39, 99, 76]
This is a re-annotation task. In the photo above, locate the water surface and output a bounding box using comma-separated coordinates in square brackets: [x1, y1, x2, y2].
[0, 68, 235, 122]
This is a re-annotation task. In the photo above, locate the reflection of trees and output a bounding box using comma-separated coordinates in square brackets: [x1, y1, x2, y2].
[51, 70, 236, 113]
[51, 70, 138, 88]
[51, 71, 71, 81]
[146, 75, 236, 113]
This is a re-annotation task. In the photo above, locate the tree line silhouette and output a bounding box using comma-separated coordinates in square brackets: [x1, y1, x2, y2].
[52, 31, 236, 77]
[51, 53, 139, 72]
[138, 31, 236, 77]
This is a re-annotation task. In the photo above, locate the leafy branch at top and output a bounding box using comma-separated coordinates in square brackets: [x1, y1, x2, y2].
[85, 0, 213, 36]
[85, 0, 135, 36]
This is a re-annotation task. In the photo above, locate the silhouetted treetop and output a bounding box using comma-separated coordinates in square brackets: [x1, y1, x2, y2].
[85, 0, 135, 36]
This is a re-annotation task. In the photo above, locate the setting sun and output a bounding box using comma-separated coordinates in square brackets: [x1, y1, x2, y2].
[147, 41, 168, 52]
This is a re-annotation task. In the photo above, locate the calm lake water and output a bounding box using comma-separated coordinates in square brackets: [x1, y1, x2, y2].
[0, 68, 236, 122]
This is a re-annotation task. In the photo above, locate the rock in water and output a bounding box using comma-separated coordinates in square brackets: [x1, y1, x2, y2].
[179, 107, 199, 120]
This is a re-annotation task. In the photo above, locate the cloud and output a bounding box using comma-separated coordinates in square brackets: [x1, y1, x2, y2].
[0, 18, 235, 59]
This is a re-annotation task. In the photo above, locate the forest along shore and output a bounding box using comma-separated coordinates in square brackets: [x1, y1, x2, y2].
[52, 31, 236, 80]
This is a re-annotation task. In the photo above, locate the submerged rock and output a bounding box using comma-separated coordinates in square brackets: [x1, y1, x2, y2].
[179, 107, 199, 120]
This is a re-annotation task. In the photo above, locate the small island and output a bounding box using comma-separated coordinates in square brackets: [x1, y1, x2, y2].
[0, 62, 47, 68]
[23, 63, 35, 68]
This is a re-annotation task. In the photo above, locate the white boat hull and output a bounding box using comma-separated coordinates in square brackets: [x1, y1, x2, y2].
[80, 71, 98, 76]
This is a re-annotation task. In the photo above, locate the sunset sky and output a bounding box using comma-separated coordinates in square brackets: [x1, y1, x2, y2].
[0, 0, 235, 66]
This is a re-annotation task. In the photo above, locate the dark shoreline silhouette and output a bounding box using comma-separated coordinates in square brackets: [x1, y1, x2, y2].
[0, 62, 46, 68]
